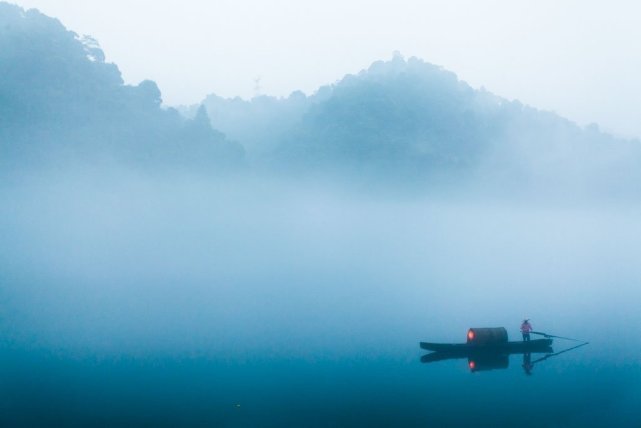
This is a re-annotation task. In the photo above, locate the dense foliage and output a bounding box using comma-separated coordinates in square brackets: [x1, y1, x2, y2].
[2, 2, 640, 192]
[198, 54, 640, 188]
[0, 3, 243, 169]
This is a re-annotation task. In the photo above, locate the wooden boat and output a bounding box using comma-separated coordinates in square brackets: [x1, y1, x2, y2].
[420, 338, 553, 354]
[419, 327, 553, 356]
[419, 327, 586, 372]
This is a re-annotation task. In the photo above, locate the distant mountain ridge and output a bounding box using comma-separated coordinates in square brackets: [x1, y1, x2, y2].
[196, 54, 639, 181]
[2, 1, 640, 192]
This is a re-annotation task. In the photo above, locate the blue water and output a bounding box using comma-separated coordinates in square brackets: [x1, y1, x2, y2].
[1, 336, 639, 427]
[1, 174, 640, 426]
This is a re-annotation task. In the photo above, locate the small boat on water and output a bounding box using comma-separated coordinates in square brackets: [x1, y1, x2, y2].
[420, 327, 587, 373]
[420, 327, 553, 355]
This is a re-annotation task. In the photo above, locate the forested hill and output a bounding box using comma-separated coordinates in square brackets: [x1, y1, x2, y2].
[0, 3, 244, 169]
[2, 2, 640, 193]
[196, 55, 641, 189]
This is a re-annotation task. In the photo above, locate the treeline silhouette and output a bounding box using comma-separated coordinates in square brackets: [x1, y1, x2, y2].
[2, 2, 640, 194]
[0, 3, 243, 170]
[193, 54, 641, 190]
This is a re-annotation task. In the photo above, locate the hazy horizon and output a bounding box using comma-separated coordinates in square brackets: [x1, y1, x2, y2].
[2, 3, 641, 426]
[9, 0, 641, 138]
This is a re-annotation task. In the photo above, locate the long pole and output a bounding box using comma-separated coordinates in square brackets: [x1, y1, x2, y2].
[530, 331, 585, 342]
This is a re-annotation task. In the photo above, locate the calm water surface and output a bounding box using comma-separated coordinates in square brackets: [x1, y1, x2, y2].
[1, 175, 640, 426]
[1, 331, 639, 427]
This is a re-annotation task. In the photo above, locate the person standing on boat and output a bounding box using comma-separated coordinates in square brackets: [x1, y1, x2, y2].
[521, 319, 533, 341]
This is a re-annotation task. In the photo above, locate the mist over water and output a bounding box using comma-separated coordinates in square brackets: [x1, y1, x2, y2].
[1, 167, 640, 426]
[2, 3, 641, 426]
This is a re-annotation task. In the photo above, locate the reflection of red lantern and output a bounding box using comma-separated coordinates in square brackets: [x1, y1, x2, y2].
[467, 330, 475, 341]
[469, 360, 476, 370]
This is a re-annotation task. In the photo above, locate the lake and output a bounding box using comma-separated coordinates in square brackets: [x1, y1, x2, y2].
[1, 172, 640, 426]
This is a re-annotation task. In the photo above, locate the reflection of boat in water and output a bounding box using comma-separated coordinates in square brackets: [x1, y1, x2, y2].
[419, 327, 588, 373]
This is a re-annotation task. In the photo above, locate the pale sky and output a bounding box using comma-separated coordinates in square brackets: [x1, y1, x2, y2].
[10, 0, 641, 137]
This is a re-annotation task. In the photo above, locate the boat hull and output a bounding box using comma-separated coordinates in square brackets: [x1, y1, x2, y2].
[420, 338, 553, 353]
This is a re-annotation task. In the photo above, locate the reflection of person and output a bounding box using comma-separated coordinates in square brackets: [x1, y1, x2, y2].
[522, 352, 533, 375]
[521, 319, 532, 341]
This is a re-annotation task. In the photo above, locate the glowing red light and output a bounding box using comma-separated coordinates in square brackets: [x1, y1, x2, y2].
[467, 330, 475, 340]
[469, 361, 476, 370]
